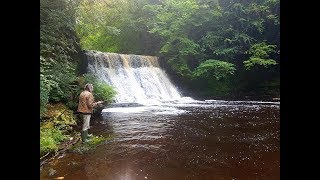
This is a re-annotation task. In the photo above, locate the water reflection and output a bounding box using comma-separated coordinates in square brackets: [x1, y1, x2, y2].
[40, 100, 280, 180]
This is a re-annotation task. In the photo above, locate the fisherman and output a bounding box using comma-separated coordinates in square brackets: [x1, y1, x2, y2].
[77, 83, 103, 143]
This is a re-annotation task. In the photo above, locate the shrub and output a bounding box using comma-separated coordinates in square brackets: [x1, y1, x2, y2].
[40, 127, 68, 156]
[81, 74, 116, 103]
[192, 59, 236, 80]
[40, 75, 50, 116]
[244, 42, 277, 70]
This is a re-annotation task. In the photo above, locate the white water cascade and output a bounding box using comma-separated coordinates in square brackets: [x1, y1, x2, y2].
[86, 50, 186, 105]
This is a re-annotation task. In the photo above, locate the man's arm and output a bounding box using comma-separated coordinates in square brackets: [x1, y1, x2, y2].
[93, 100, 104, 106]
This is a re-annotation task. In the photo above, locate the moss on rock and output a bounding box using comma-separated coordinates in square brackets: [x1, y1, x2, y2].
[42, 103, 77, 130]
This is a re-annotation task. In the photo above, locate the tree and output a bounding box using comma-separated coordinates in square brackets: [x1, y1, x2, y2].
[73, 0, 280, 97]
[244, 42, 277, 70]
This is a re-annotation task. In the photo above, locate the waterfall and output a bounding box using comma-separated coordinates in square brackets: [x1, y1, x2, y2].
[85, 50, 183, 104]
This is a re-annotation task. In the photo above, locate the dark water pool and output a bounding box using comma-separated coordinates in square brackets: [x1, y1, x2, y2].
[40, 100, 280, 180]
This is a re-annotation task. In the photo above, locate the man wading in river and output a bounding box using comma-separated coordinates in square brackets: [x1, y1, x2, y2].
[77, 83, 103, 143]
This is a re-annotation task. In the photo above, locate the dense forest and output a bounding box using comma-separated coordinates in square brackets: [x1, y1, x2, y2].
[76, 0, 280, 98]
[40, 0, 279, 156]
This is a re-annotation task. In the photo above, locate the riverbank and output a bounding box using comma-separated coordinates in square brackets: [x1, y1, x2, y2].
[40, 103, 79, 166]
[40, 102, 108, 168]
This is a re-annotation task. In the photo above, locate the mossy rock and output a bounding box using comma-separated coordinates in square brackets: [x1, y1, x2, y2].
[41, 121, 54, 129]
[43, 103, 77, 129]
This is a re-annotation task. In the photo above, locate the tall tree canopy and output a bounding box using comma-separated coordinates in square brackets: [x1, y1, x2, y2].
[74, 0, 280, 98]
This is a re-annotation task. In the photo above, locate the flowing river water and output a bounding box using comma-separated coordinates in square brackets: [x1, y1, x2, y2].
[40, 99, 280, 180]
[40, 52, 280, 179]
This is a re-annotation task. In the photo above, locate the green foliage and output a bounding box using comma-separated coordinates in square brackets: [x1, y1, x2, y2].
[161, 37, 201, 77]
[82, 74, 116, 103]
[161, 37, 201, 56]
[42, 103, 77, 129]
[193, 60, 236, 80]
[40, 75, 50, 116]
[200, 0, 279, 61]
[168, 57, 192, 77]
[40, 127, 68, 156]
[207, 78, 233, 96]
[40, 103, 77, 156]
[75, 0, 120, 52]
[201, 29, 254, 60]
[247, 42, 277, 59]
[47, 61, 77, 102]
[144, 0, 207, 77]
[244, 42, 277, 70]
[40, 0, 82, 115]
[76, 0, 157, 54]
[73, 0, 279, 97]
[243, 57, 277, 70]
[145, 0, 202, 39]
[93, 81, 117, 103]
[191, 59, 235, 96]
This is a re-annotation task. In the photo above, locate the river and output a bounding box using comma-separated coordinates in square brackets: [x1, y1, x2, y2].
[40, 99, 280, 180]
